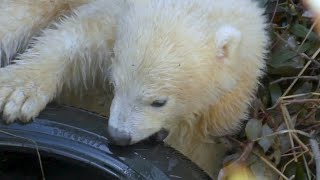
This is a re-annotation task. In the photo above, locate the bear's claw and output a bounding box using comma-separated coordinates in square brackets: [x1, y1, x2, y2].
[0, 73, 50, 124]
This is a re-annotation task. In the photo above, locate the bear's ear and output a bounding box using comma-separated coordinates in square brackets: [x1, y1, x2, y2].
[215, 25, 242, 64]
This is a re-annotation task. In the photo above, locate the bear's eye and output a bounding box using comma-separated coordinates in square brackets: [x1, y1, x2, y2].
[151, 99, 167, 107]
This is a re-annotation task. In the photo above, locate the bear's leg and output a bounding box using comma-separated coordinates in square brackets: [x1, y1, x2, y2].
[0, 0, 123, 123]
[165, 128, 227, 178]
[0, 0, 91, 66]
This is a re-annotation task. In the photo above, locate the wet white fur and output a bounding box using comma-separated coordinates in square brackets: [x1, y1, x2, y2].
[0, 0, 268, 177]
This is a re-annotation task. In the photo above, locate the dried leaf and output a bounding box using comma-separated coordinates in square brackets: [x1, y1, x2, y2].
[290, 24, 319, 41]
[258, 124, 275, 152]
[284, 162, 308, 180]
[273, 149, 282, 165]
[269, 84, 282, 105]
[287, 36, 297, 49]
[268, 42, 311, 69]
[276, 123, 291, 153]
[267, 40, 311, 76]
[293, 82, 313, 95]
[245, 119, 262, 141]
[249, 151, 279, 180]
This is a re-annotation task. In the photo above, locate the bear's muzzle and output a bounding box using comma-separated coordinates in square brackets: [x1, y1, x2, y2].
[106, 126, 132, 146]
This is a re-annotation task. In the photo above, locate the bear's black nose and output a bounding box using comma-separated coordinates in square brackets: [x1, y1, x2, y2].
[106, 126, 131, 146]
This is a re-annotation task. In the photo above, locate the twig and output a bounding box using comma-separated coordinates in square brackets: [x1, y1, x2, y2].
[310, 137, 320, 180]
[297, 20, 318, 52]
[270, 0, 279, 23]
[270, 76, 320, 85]
[227, 136, 290, 180]
[282, 47, 320, 97]
[0, 129, 45, 180]
[281, 150, 309, 178]
[302, 123, 320, 132]
[273, 31, 320, 66]
[283, 98, 320, 105]
[217, 142, 254, 180]
[252, 150, 289, 180]
[282, 92, 320, 99]
[282, 150, 306, 157]
[280, 104, 312, 157]
[302, 155, 312, 180]
[254, 129, 312, 142]
[268, 91, 320, 111]
[300, 108, 319, 123]
[235, 142, 254, 163]
[288, 175, 296, 180]
[299, 53, 320, 67]
[269, 93, 310, 110]
[268, 31, 320, 111]
[292, 133, 310, 153]
[280, 104, 298, 162]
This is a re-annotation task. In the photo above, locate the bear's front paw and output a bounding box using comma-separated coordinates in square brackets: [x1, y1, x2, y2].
[0, 73, 52, 123]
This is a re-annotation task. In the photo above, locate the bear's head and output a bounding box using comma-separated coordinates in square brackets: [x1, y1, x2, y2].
[106, 2, 264, 146]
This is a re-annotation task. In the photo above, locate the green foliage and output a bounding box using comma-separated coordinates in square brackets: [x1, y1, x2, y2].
[225, 0, 320, 179]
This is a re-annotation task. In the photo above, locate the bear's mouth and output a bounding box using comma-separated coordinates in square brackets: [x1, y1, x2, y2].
[144, 129, 169, 145]
[106, 127, 169, 146]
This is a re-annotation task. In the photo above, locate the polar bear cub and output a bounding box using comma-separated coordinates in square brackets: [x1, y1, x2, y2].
[0, 0, 268, 177]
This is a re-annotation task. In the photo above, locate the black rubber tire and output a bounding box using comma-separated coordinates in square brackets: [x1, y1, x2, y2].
[0, 105, 210, 180]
